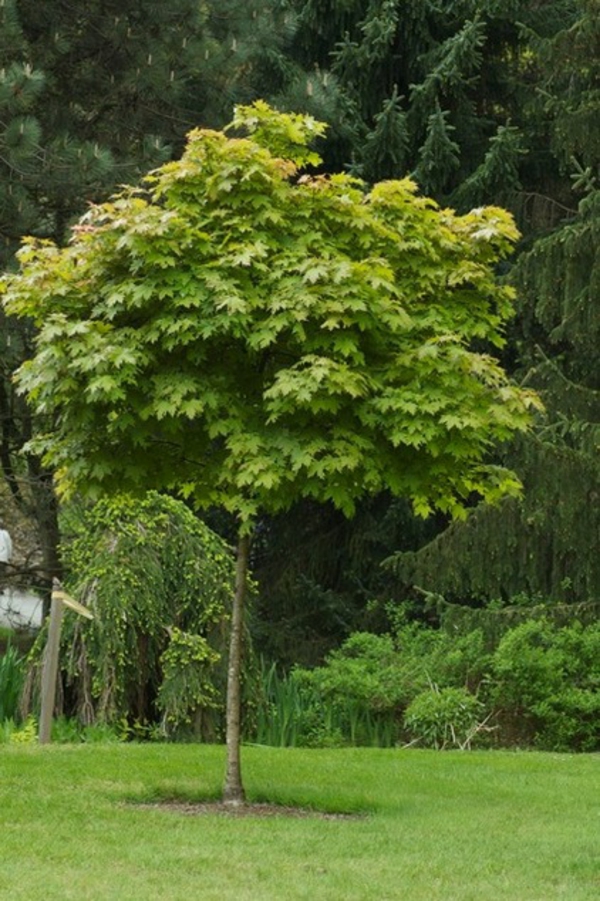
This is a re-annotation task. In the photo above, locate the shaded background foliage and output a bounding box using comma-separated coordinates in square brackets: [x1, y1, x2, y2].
[0, 0, 599, 675]
[253, 609, 600, 752]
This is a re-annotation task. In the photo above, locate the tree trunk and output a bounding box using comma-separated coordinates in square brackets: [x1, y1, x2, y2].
[222, 530, 250, 805]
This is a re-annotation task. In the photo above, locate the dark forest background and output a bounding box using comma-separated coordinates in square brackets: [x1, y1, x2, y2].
[1, 0, 598, 669]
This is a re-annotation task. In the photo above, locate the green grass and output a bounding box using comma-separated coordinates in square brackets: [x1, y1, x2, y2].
[0, 744, 598, 900]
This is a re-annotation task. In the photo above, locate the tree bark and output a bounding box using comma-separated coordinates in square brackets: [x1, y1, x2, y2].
[222, 530, 250, 805]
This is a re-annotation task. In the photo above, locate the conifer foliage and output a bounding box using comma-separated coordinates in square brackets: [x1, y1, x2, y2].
[0, 0, 296, 265]
[389, 1, 600, 605]
[289, 0, 573, 209]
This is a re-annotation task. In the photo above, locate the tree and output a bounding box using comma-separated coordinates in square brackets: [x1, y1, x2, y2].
[22, 493, 238, 736]
[2, 102, 538, 802]
[0, 0, 305, 265]
[288, 0, 567, 200]
[388, 0, 600, 607]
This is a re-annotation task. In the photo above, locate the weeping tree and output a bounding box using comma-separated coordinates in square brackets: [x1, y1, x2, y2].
[22, 493, 238, 736]
[3, 103, 538, 803]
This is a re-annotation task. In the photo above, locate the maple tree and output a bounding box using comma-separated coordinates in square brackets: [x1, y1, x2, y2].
[2, 102, 539, 802]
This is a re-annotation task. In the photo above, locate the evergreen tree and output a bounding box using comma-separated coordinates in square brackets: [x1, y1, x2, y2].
[412, 103, 460, 197]
[389, 0, 600, 607]
[0, 0, 303, 265]
[360, 86, 409, 183]
[288, 0, 574, 210]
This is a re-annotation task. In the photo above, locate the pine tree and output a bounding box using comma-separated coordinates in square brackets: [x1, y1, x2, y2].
[360, 86, 409, 183]
[389, 0, 600, 607]
[412, 103, 460, 197]
[287, 1, 584, 216]
[0, 0, 304, 265]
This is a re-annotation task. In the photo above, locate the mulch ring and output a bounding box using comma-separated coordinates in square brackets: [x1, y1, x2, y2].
[134, 800, 366, 820]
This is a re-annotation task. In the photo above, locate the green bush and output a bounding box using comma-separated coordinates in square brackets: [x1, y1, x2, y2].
[491, 619, 600, 750]
[22, 493, 241, 736]
[394, 621, 492, 696]
[49, 716, 128, 743]
[259, 625, 494, 749]
[253, 646, 400, 748]
[403, 686, 485, 749]
[255, 626, 492, 749]
[302, 632, 406, 708]
[293, 632, 405, 746]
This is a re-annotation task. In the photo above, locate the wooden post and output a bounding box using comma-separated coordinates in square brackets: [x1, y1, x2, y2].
[39, 593, 64, 744]
[38, 585, 94, 744]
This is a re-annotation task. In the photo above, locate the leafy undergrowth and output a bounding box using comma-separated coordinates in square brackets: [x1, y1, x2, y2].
[0, 744, 598, 900]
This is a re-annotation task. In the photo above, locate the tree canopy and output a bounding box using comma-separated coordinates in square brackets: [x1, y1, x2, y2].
[3, 103, 538, 524]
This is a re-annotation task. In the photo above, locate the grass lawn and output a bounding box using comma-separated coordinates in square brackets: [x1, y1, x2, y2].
[0, 743, 598, 900]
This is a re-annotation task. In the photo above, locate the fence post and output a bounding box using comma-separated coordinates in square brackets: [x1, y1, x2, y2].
[38, 583, 94, 744]
[39, 593, 64, 744]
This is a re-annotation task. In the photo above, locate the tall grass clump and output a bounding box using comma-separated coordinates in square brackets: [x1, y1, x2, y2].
[254, 660, 306, 747]
[0, 644, 24, 722]
[253, 648, 399, 748]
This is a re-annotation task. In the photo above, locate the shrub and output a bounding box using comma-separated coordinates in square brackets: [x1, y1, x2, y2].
[403, 686, 485, 749]
[254, 644, 401, 748]
[156, 628, 221, 739]
[394, 621, 492, 696]
[491, 619, 600, 750]
[303, 632, 406, 709]
[8, 715, 37, 744]
[253, 612, 599, 751]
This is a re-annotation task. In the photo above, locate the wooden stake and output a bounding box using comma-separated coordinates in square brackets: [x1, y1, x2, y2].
[39, 586, 93, 744]
[39, 594, 64, 744]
